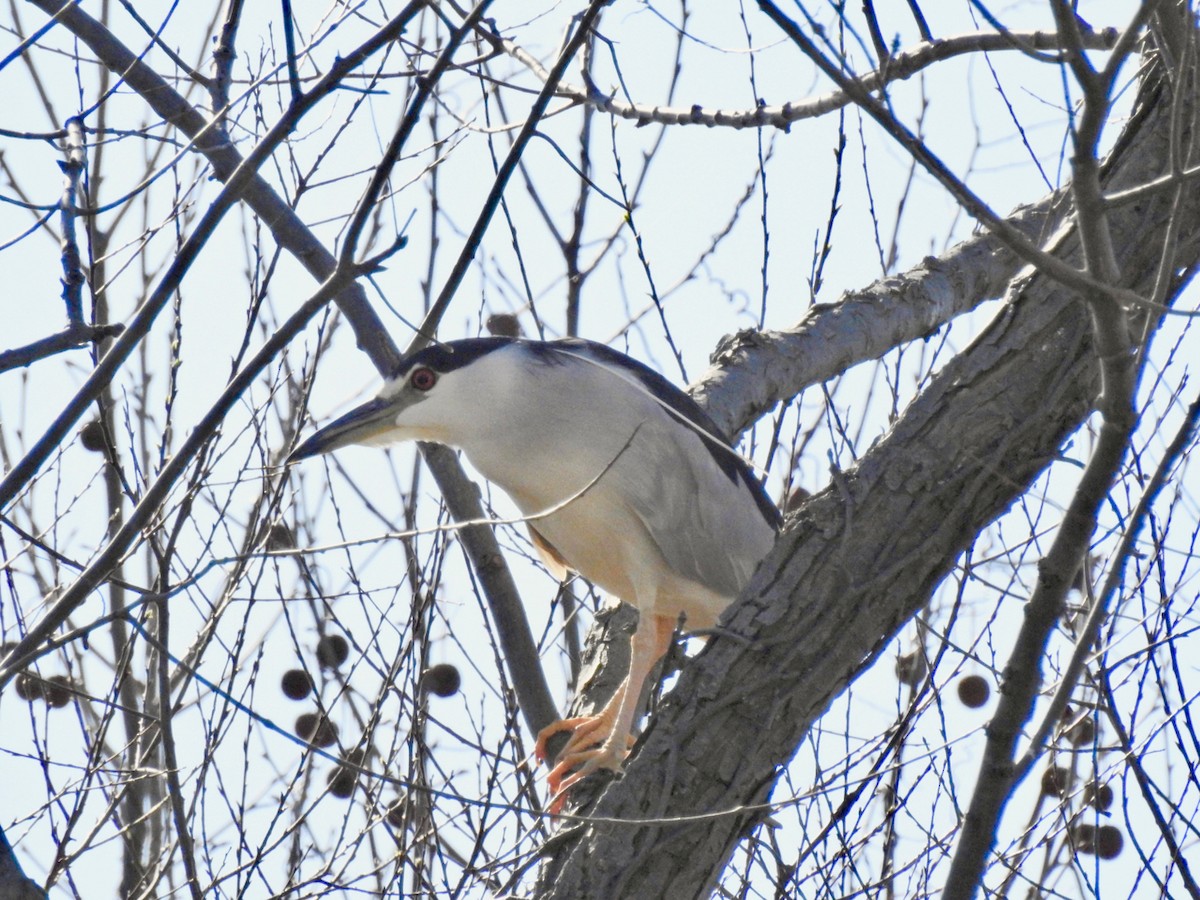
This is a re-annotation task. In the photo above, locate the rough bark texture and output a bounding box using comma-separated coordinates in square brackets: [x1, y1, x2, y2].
[0, 825, 46, 900]
[534, 32, 1199, 900]
[692, 195, 1066, 441]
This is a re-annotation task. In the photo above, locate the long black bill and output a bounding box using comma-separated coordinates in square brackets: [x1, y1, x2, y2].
[288, 396, 400, 463]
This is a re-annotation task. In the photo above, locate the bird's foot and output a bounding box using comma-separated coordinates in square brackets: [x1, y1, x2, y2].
[545, 737, 631, 814]
[534, 713, 611, 766]
[535, 715, 634, 813]
[548, 737, 625, 791]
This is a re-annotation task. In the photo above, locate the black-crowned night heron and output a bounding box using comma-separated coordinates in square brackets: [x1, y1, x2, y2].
[289, 337, 779, 800]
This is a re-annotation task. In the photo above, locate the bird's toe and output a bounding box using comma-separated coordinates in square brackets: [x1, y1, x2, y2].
[544, 732, 636, 809]
[535, 714, 603, 764]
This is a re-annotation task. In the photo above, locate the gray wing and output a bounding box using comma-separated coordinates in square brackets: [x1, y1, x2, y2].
[546, 340, 778, 598]
[552, 339, 780, 529]
[619, 413, 777, 599]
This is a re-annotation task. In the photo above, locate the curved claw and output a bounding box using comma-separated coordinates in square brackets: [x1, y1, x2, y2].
[535, 666, 650, 812]
[547, 739, 627, 795]
[535, 713, 635, 813]
[547, 759, 606, 814]
[534, 714, 608, 764]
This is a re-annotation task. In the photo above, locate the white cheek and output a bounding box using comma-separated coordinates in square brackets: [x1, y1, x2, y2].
[357, 429, 408, 449]
[393, 396, 456, 444]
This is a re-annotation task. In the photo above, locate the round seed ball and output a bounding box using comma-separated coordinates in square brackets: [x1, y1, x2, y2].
[1040, 766, 1072, 798]
[296, 713, 338, 748]
[316, 634, 350, 670]
[421, 663, 461, 698]
[957, 674, 990, 708]
[1066, 717, 1096, 746]
[281, 669, 314, 700]
[44, 675, 73, 708]
[1095, 825, 1124, 859]
[1084, 781, 1114, 812]
[80, 420, 107, 452]
[485, 313, 521, 338]
[265, 523, 295, 551]
[386, 797, 407, 828]
[15, 673, 44, 702]
[895, 651, 926, 686]
[326, 766, 356, 798]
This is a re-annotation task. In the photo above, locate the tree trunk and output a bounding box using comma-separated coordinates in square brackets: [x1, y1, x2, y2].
[535, 22, 1200, 900]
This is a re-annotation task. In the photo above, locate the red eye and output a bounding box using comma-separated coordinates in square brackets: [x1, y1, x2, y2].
[410, 367, 437, 391]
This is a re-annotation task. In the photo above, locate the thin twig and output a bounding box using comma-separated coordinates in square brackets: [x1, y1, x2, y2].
[410, 0, 615, 350]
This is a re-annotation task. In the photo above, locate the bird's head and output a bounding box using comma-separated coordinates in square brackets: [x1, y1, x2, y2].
[288, 338, 518, 463]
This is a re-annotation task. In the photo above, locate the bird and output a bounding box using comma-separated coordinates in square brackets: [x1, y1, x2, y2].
[289, 337, 780, 803]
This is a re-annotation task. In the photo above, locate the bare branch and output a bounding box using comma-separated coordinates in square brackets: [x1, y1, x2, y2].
[505, 28, 1118, 132]
[0, 322, 124, 373]
[534, 15, 1200, 892]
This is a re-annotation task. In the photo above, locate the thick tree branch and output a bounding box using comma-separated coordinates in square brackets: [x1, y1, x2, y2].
[2, 0, 421, 509]
[0, 824, 45, 900]
[942, 5, 1166, 895]
[0, 4, 563, 750]
[535, 12, 1200, 897]
[691, 195, 1065, 440]
[756, 0, 1151, 310]
[559, 191, 1069, 802]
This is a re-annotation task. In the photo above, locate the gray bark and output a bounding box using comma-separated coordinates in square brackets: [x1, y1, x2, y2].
[534, 26, 1199, 900]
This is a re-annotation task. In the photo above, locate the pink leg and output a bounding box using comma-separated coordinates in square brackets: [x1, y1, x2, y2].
[542, 613, 676, 808]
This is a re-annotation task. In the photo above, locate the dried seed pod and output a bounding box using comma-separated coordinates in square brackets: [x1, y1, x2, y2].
[44, 675, 73, 708]
[265, 523, 295, 551]
[385, 797, 407, 828]
[1094, 825, 1123, 859]
[421, 663, 462, 698]
[486, 313, 521, 338]
[1040, 766, 1072, 798]
[316, 634, 350, 670]
[281, 669, 314, 700]
[15, 673, 44, 702]
[1065, 716, 1096, 746]
[341, 747, 369, 769]
[80, 420, 107, 452]
[296, 713, 338, 748]
[895, 651, 927, 686]
[1084, 781, 1113, 812]
[957, 674, 990, 708]
[326, 766, 356, 798]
